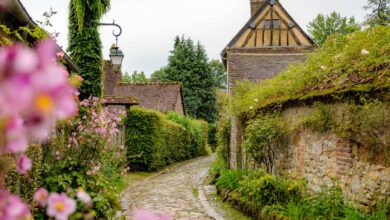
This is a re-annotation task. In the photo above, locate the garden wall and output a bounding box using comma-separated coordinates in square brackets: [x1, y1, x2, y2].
[273, 103, 390, 206]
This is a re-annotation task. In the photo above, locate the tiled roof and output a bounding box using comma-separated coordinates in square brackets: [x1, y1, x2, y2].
[113, 82, 184, 113]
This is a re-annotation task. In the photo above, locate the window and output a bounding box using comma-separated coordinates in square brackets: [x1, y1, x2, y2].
[273, 19, 280, 28]
[265, 20, 271, 29]
[264, 19, 280, 29]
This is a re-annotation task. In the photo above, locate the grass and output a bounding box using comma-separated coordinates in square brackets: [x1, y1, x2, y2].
[210, 191, 251, 220]
[116, 172, 154, 193]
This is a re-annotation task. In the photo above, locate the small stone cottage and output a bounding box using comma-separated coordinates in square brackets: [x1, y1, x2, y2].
[103, 60, 186, 116]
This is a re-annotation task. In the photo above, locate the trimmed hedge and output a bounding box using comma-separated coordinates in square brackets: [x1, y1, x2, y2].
[125, 108, 209, 171]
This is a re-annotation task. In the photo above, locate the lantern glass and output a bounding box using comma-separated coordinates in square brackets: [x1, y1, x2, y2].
[109, 46, 124, 66]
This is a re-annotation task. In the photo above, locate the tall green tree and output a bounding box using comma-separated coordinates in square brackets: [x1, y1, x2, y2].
[163, 36, 217, 123]
[209, 59, 227, 90]
[364, 0, 389, 26]
[68, 0, 110, 99]
[123, 71, 149, 83]
[307, 11, 360, 45]
[150, 67, 167, 82]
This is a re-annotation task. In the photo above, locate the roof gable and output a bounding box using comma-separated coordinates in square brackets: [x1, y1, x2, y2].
[225, 0, 314, 52]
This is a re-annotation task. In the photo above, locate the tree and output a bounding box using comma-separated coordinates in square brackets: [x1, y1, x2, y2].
[364, 0, 389, 26]
[209, 59, 227, 90]
[307, 11, 360, 45]
[150, 67, 167, 82]
[68, 0, 110, 99]
[123, 71, 149, 83]
[163, 36, 217, 123]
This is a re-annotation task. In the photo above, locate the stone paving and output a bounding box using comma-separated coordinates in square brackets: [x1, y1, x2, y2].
[122, 156, 222, 220]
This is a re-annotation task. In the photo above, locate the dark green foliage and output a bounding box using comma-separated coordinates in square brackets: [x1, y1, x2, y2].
[308, 11, 360, 45]
[243, 114, 287, 173]
[209, 59, 227, 90]
[125, 108, 209, 171]
[163, 36, 217, 123]
[208, 123, 217, 149]
[123, 71, 149, 83]
[216, 170, 389, 220]
[68, 0, 110, 98]
[364, 0, 390, 26]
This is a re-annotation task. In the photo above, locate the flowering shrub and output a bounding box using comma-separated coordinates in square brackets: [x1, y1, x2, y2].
[41, 97, 126, 219]
[0, 39, 79, 219]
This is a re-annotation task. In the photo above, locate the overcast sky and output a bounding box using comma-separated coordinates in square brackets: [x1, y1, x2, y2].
[21, 0, 368, 76]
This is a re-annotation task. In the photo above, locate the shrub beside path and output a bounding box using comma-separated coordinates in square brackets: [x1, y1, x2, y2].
[121, 155, 226, 220]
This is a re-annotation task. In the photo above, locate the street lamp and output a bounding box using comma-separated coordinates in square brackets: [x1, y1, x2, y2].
[99, 20, 124, 67]
[109, 45, 124, 66]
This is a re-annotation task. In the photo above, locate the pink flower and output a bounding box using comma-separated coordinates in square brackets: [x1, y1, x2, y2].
[17, 154, 32, 175]
[0, 190, 31, 220]
[56, 52, 64, 58]
[3, 116, 28, 153]
[34, 188, 49, 207]
[133, 210, 171, 220]
[76, 188, 92, 206]
[47, 193, 76, 220]
[0, 39, 77, 155]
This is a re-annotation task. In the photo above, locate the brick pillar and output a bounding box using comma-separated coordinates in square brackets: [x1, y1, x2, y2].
[336, 140, 354, 178]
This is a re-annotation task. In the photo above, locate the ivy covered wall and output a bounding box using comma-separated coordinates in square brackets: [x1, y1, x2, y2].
[68, 0, 110, 99]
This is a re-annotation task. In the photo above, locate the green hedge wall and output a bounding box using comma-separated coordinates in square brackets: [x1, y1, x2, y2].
[125, 108, 209, 171]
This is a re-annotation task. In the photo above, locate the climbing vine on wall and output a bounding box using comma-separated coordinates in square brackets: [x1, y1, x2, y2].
[243, 113, 287, 173]
[68, 0, 110, 99]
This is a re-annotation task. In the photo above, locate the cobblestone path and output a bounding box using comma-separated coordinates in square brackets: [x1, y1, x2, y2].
[122, 156, 224, 220]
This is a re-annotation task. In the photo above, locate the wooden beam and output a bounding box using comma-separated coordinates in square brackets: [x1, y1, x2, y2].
[242, 29, 255, 47]
[270, 6, 273, 46]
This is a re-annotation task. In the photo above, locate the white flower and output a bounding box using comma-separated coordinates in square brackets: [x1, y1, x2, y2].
[249, 106, 254, 110]
[321, 66, 326, 70]
[77, 188, 92, 206]
[254, 98, 259, 103]
[361, 49, 369, 55]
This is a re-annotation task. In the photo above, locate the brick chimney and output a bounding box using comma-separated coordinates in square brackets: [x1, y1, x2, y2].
[250, 0, 267, 17]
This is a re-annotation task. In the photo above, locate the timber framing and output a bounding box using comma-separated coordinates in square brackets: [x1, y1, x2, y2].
[221, 0, 314, 64]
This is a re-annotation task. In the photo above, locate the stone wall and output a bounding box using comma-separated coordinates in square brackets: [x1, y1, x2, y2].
[228, 102, 389, 205]
[271, 104, 390, 206]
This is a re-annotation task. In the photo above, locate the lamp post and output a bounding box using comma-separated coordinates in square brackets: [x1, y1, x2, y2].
[99, 20, 124, 67]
